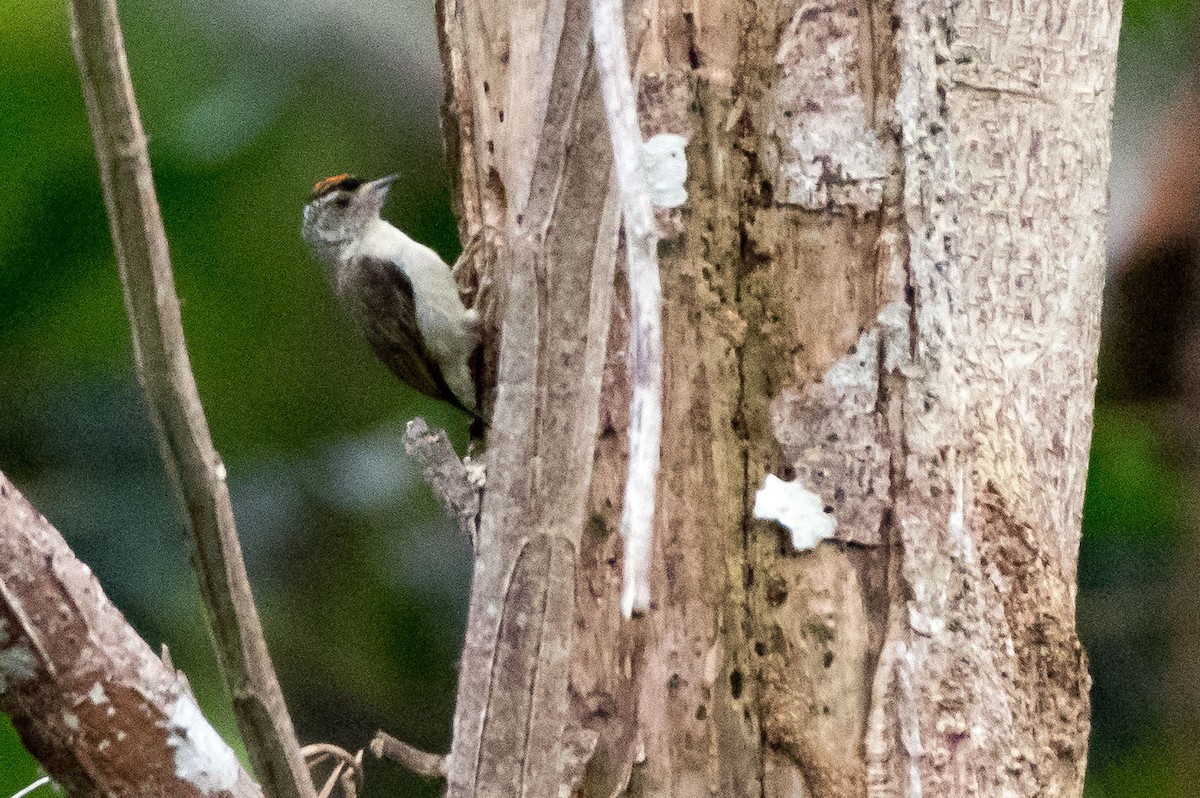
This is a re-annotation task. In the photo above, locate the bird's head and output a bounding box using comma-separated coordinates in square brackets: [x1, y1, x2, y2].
[301, 173, 397, 253]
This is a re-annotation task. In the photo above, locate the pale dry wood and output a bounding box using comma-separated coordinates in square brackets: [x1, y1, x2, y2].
[370, 731, 448, 779]
[67, 3, 314, 798]
[0, 472, 265, 798]
[592, 0, 665, 619]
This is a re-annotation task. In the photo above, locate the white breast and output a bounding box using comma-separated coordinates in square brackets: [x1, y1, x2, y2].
[350, 219, 477, 404]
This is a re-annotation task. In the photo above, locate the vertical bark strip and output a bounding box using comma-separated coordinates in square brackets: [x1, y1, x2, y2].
[438, 0, 622, 794]
[437, 0, 1118, 794]
[864, 1, 1119, 794]
[592, 0, 665, 620]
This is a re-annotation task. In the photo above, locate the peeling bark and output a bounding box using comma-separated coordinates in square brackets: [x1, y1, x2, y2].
[437, 0, 1117, 795]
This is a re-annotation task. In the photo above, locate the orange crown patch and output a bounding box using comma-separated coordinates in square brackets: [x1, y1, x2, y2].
[312, 173, 361, 199]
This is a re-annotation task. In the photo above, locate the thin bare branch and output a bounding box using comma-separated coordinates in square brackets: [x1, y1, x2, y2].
[66, 3, 314, 798]
[591, 0, 664, 618]
[0, 472, 264, 798]
[370, 731, 448, 780]
[403, 418, 480, 546]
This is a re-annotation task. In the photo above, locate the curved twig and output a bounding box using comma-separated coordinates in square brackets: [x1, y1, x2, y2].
[6, 776, 51, 798]
[301, 744, 364, 798]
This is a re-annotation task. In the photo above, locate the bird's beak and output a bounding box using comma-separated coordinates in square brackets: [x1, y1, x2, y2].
[365, 174, 398, 196]
[359, 174, 398, 215]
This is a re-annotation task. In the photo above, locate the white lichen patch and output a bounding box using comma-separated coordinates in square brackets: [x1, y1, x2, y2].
[770, 323, 889, 546]
[753, 474, 837, 550]
[88, 682, 109, 705]
[165, 695, 239, 794]
[465, 460, 487, 489]
[642, 134, 688, 208]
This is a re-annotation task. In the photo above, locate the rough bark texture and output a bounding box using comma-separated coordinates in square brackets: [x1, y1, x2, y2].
[438, 0, 1118, 795]
[0, 472, 264, 798]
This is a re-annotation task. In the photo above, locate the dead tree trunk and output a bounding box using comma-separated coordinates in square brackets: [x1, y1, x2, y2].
[437, 0, 1119, 795]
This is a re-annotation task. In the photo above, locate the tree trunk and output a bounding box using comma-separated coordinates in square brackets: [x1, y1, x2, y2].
[437, 0, 1119, 795]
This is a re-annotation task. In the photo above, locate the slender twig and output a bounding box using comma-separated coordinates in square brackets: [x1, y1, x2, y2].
[66, 3, 314, 798]
[370, 731, 448, 780]
[7, 777, 51, 798]
[591, 0, 664, 617]
[300, 744, 364, 798]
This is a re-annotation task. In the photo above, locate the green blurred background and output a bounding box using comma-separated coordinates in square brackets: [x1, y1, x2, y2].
[0, 1, 1196, 796]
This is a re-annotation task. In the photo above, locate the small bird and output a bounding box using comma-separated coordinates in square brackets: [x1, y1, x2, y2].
[302, 174, 479, 418]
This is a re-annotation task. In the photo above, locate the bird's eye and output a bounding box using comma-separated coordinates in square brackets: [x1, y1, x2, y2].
[333, 195, 351, 209]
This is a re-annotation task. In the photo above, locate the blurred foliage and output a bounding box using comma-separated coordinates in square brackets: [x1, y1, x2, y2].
[1, 0, 1198, 796]
[1085, 738, 1181, 798]
[1083, 405, 1185, 541]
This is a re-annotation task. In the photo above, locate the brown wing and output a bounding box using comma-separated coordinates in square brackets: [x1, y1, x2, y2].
[354, 256, 476, 416]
